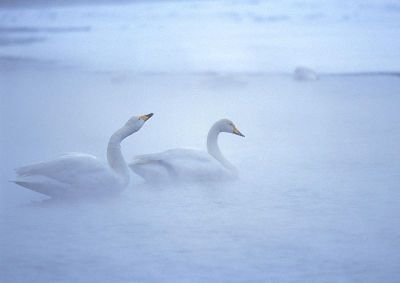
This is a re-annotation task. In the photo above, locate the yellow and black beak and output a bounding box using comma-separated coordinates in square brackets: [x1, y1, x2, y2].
[139, 113, 154, 121]
[233, 126, 245, 137]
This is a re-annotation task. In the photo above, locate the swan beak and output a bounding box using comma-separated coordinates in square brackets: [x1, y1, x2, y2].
[233, 126, 245, 137]
[139, 113, 154, 121]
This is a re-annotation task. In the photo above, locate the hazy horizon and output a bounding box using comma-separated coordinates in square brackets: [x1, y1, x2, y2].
[1, 0, 399, 74]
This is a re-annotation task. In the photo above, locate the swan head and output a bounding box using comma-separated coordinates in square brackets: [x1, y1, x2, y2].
[217, 119, 245, 137]
[125, 113, 153, 132]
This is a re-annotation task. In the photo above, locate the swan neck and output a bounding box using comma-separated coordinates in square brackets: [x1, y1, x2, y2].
[107, 126, 131, 186]
[207, 124, 237, 174]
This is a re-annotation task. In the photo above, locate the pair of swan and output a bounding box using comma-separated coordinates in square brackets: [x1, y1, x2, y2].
[13, 114, 244, 198]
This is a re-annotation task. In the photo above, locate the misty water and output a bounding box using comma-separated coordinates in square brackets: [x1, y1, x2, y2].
[1, 1, 400, 282]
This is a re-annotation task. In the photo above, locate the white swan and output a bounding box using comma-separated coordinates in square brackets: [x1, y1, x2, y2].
[129, 119, 244, 183]
[13, 113, 153, 198]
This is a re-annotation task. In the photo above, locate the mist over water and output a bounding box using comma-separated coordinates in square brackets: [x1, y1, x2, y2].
[1, 1, 400, 282]
[1, 0, 400, 73]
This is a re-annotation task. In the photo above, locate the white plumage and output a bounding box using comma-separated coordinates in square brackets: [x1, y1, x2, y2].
[13, 113, 153, 198]
[129, 119, 244, 184]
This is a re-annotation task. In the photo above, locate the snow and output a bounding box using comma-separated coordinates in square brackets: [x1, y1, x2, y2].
[1, 1, 400, 282]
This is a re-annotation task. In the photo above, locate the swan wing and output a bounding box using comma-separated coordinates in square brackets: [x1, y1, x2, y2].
[15, 153, 108, 185]
[130, 148, 228, 182]
[133, 148, 211, 163]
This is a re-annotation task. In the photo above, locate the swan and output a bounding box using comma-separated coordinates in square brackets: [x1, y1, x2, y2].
[13, 113, 153, 198]
[129, 119, 244, 183]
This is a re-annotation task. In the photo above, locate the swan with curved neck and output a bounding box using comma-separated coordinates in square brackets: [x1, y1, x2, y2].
[129, 119, 244, 183]
[207, 119, 244, 174]
[14, 113, 153, 198]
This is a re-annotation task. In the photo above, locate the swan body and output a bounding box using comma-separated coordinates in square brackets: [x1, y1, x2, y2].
[13, 113, 153, 198]
[129, 119, 244, 183]
[132, 148, 231, 183]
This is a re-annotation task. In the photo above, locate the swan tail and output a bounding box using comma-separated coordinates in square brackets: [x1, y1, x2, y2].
[13, 180, 54, 197]
[12, 176, 72, 198]
[15, 162, 47, 177]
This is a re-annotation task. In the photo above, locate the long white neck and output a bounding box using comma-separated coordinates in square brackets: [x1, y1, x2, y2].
[207, 123, 237, 175]
[107, 125, 132, 187]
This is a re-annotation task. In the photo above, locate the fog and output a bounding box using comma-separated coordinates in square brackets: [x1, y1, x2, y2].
[1, 1, 400, 282]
